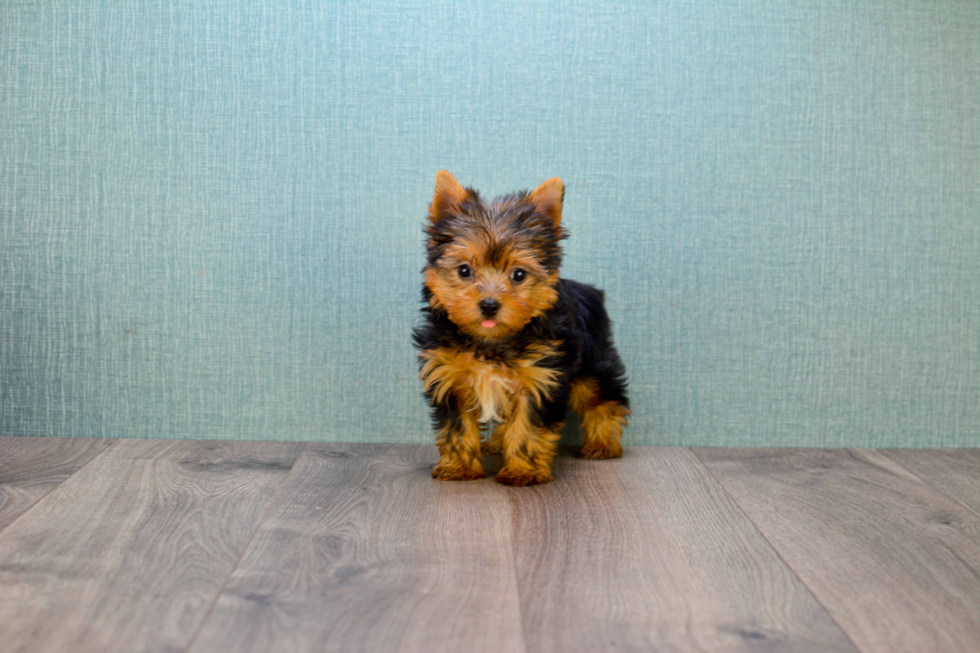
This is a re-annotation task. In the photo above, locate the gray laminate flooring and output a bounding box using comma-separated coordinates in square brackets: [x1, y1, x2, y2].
[0, 437, 978, 653]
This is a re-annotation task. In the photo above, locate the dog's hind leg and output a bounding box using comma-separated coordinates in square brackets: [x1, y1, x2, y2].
[570, 378, 630, 459]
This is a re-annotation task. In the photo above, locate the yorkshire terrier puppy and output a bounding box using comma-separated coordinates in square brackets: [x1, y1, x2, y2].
[414, 171, 630, 485]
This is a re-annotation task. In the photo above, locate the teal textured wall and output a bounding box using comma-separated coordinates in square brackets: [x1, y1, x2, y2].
[2, 1, 978, 446]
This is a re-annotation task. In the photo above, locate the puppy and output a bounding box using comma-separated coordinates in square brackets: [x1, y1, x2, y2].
[414, 171, 629, 485]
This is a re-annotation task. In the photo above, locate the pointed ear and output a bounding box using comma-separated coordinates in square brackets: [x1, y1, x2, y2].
[429, 170, 469, 222]
[529, 177, 564, 225]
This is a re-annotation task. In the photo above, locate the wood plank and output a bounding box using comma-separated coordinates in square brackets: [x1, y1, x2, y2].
[188, 443, 525, 653]
[696, 448, 980, 653]
[0, 436, 113, 532]
[0, 439, 304, 653]
[880, 449, 980, 517]
[507, 447, 856, 653]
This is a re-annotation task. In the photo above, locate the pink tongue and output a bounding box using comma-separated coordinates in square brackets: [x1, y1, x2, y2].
[481, 319, 497, 329]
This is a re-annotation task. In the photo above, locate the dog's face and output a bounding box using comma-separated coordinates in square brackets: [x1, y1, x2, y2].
[423, 171, 566, 340]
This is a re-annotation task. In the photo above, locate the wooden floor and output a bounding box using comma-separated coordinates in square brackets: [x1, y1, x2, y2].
[0, 438, 978, 652]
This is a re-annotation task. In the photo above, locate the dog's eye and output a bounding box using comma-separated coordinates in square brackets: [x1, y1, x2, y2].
[458, 264, 472, 279]
[511, 268, 526, 283]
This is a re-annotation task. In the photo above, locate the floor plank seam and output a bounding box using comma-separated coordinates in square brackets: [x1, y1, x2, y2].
[0, 438, 121, 538]
[876, 451, 980, 521]
[687, 447, 865, 653]
[182, 441, 310, 653]
[505, 489, 532, 653]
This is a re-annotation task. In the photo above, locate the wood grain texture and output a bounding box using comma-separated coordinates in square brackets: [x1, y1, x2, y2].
[696, 448, 980, 653]
[507, 447, 856, 653]
[188, 443, 525, 653]
[0, 439, 304, 653]
[0, 436, 113, 532]
[879, 449, 980, 517]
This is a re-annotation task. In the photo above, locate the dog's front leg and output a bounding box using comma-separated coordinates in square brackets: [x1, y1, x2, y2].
[431, 398, 486, 481]
[494, 391, 561, 486]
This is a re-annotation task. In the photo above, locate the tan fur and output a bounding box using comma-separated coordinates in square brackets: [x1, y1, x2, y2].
[419, 343, 561, 420]
[570, 378, 630, 459]
[529, 177, 564, 226]
[431, 406, 486, 480]
[569, 378, 599, 414]
[424, 237, 560, 340]
[494, 391, 561, 486]
[420, 343, 563, 484]
[429, 170, 470, 221]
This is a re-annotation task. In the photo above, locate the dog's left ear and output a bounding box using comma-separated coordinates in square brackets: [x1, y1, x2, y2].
[429, 170, 470, 223]
[529, 178, 564, 226]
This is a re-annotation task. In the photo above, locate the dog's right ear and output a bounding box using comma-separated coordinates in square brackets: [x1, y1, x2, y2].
[429, 170, 469, 222]
[529, 177, 564, 226]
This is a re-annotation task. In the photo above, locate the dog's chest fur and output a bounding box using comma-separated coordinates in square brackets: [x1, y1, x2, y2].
[419, 344, 562, 424]
[458, 356, 517, 423]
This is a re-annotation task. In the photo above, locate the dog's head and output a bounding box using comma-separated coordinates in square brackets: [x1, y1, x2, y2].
[423, 171, 566, 340]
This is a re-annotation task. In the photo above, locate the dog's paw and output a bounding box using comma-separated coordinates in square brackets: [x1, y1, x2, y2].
[432, 464, 487, 481]
[494, 467, 552, 486]
[578, 443, 623, 460]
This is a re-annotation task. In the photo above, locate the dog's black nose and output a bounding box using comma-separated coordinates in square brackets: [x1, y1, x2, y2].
[479, 298, 500, 317]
